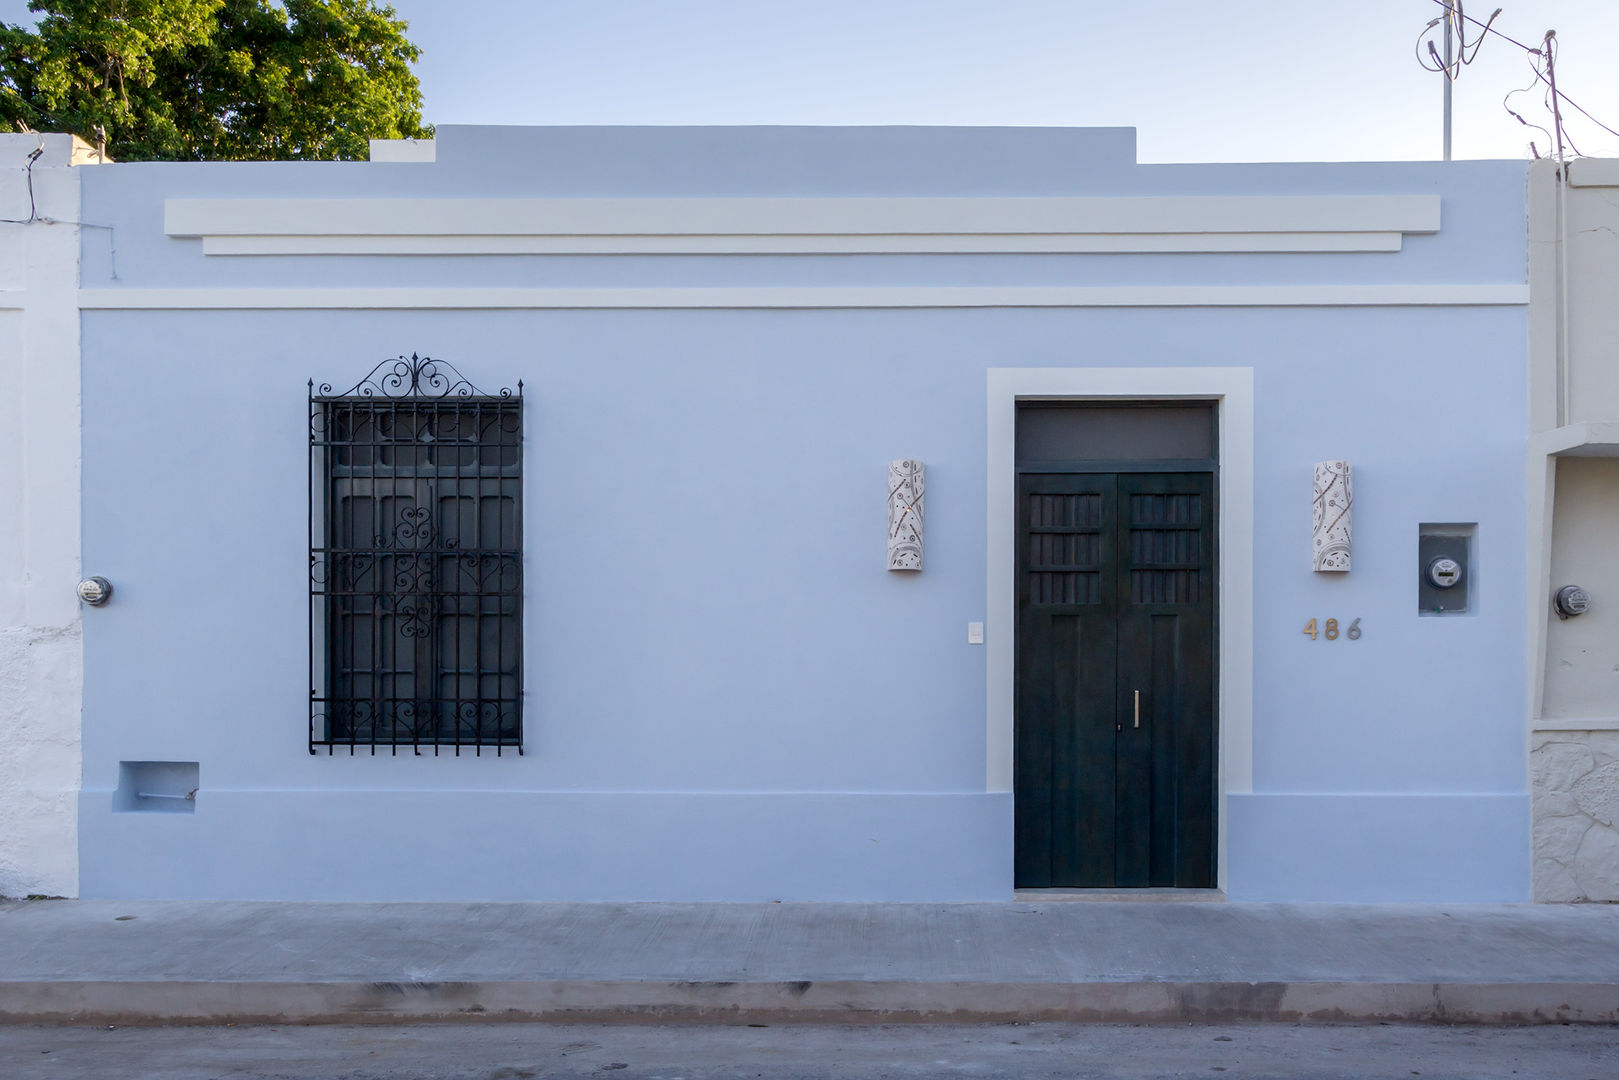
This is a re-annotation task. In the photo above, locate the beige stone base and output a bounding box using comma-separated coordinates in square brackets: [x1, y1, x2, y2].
[1532, 730, 1619, 901]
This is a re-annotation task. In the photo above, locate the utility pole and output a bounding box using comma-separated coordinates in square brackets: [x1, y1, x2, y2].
[1544, 30, 1564, 162]
[1442, 1, 1453, 161]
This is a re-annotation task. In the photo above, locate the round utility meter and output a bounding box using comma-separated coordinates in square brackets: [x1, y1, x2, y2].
[1555, 585, 1591, 618]
[75, 576, 113, 606]
[1427, 557, 1463, 590]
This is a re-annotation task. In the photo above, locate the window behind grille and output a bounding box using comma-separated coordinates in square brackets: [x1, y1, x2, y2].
[309, 357, 522, 755]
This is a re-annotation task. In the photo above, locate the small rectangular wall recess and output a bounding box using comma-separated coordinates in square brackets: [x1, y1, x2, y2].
[1418, 523, 1476, 616]
[114, 761, 199, 814]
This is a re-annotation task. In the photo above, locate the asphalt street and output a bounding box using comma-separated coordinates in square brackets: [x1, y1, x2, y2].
[1, 1022, 1615, 1080]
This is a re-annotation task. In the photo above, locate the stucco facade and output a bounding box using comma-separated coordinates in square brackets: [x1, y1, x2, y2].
[6, 126, 1546, 902]
[0, 134, 106, 899]
[1529, 158, 1619, 901]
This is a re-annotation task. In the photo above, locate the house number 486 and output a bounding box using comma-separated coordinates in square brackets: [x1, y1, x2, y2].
[1303, 617, 1361, 641]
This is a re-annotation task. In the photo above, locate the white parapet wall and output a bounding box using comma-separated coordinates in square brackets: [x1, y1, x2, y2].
[367, 137, 435, 163]
[0, 133, 102, 898]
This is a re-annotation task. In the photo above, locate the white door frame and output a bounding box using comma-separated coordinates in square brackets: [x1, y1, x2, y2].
[987, 367, 1254, 893]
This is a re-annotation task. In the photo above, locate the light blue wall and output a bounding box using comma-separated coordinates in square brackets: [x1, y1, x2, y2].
[76, 128, 1531, 901]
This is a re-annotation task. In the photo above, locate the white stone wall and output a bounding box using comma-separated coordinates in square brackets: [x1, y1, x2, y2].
[1527, 160, 1619, 902]
[1540, 459, 1619, 723]
[0, 134, 97, 898]
[1534, 458, 1619, 902]
[1554, 161, 1619, 429]
[1532, 731, 1619, 901]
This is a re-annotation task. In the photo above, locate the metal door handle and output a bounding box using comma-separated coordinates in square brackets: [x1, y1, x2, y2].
[1133, 690, 1140, 729]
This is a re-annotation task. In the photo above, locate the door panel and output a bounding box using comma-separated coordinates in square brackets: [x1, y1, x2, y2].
[1115, 472, 1216, 888]
[1015, 470, 1216, 889]
[1015, 475, 1117, 888]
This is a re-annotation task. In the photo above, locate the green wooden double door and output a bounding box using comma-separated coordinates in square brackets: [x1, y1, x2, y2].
[1014, 471, 1216, 889]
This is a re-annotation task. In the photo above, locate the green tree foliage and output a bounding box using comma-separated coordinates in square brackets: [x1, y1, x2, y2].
[0, 0, 430, 160]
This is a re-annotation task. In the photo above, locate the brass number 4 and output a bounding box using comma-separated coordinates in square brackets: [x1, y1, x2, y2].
[1302, 618, 1318, 641]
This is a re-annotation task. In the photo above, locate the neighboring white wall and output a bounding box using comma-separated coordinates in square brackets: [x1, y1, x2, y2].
[1542, 458, 1619, 725]
[1528, 158, 1619, 901]
[0, 133, 98, 898]
[1558, 160, 1619, 426]
[1533, 458, 1619, 901]
[1525, 159, 1619, 433]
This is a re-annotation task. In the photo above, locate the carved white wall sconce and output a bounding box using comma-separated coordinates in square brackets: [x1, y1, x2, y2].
[888, 459, 924, 571]
[1312, 460, 1353, 572]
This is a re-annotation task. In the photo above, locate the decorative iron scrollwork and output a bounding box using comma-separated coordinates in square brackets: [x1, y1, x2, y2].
[312, 352, 520, 400]
[309, 353, 524, 757]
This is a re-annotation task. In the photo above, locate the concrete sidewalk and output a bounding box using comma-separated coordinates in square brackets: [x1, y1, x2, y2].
[2, 899, 1617, 1025]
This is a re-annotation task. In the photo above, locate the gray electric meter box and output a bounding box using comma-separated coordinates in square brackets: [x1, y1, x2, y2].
[1419, 523, 1475, 615]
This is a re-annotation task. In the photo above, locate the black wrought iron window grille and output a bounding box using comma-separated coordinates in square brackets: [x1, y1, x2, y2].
[309, 354, 523, 755]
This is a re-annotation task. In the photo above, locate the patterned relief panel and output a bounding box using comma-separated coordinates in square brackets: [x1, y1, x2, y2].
[1312, 460, 1353, 572]
[887, 459, 924, 570]
[1128, 493, 1202, 604]
[1027, 492, 1103, 604]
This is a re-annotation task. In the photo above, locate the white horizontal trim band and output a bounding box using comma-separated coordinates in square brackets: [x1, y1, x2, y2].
[198, 231, 1406, 256]
[1534, 716, 1619, 732]
[78, 284, 1529, 310]
[1531, 421, 1619, 457]
[165, 195, 1441, 253]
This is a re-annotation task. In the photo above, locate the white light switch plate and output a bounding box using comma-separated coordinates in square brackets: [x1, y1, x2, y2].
[967, 622, 984, 644]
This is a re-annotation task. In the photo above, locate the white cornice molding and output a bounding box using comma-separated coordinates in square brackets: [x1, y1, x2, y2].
[78, 283, 1528, 310]
[199, 232, 1408, 255]
[1568, 159, 1619, 188]
[1530, 421, 1619, 457]
[1534, 715, 1619, 731]
[163, 194, 1442, 257]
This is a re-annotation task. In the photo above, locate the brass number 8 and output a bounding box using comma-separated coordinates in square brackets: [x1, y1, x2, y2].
[1324, 618, 1339, 641]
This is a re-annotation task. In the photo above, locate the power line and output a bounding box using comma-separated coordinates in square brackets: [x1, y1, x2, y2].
[1415, 2, 1500, 79]
[1426, 0, 1533, 54]
[1421, 0, 1619, 152]
[1502, 63, 1552, 159]
[1415, 3, 1505, 159]
[0, 137, 44, 225]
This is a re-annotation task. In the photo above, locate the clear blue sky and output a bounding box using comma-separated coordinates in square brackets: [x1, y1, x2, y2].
[5, 0, 1617, 161]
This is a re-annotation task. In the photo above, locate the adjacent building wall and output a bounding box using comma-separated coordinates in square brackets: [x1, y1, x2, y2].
[0, 134, 103, 898]
[1529, 158, 1619, 901]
